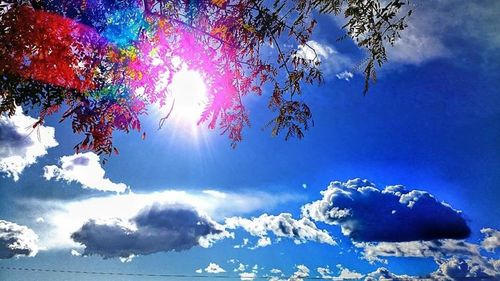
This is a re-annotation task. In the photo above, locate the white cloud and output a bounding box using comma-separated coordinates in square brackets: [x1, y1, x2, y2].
[480, 228, 500, 252]
[295, 40, 334, 64]
[205, 263, 226, 274]
[337, 267, 364, 280]
[294, 40, 353, 76]
[270, 268, 282, 275]
[354, 239, 480, 263]
[290, 265, 309, 281]
[43, 152, 129, 193]
[225, 213, 336, 248]
[432, 256, 500, 281]
[387, 22, 448, 65]
[364, 267, 414, 281]
[335, 71, 354, 81]
[0, 107, 58, 181]
[0, 219, 39, 259]
[234, 238, 249, 249]
[317, 265, 363, 280]
[234, 263, 247, 272]
[239, 272, 256, 281]
[70, 249, 81, 256]
[195, 268, 202, 274]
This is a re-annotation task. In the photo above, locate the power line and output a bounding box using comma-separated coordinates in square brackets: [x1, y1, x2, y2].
[2, 266, 497, 280]
[0, 266, 319, 280]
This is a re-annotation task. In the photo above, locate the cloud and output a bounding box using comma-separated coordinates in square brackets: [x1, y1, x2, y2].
[387, 21, 448, 65]
[335, 71, 354, 81]
[71, 204, 230, 259]
[302, 178, 470, 242]
[25, 189, 294, 251]
[204, 263, 226, 274]
[290, 265, 309, 281]
[234, 263, 247, 272]
[0, 107, 58, 181]
[195, 268, 202, 274]
[355, 239, 480, 263]
[225, 213, 336, 248]
[480, 228, 500, 252]
[364, 267, 415, 281]
[43, 152, 128, 193]
[239, 272, 256, 281]
[432, 256, 500, 281]
[294, 40, 334, 64]
[386, 0, 500, 66]
[294, 40, 353, 76]
[0, 219, 38, 259]
[355, 229, 499, 280]
[317, 265, 364, 280]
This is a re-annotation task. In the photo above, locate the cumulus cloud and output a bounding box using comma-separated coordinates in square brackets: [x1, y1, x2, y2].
[71, 204, 230, 259]
[480, 228, 500, 252]
[290, 265, 310, 281]
[0, 219, 38, 259]
[204, 263, 226, 274]
[317, 265, 364, 280]
[0, 108, 58, 181]
[302, 178, 470, 242]
[294, 40, 334, 64]
[225, 213, 336, 248]
[44, 152, 129, 193]
[432, 256, 500, 281]
[364, 267, 415, 281]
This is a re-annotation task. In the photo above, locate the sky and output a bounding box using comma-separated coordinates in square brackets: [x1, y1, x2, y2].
[1, 0, 500, 280]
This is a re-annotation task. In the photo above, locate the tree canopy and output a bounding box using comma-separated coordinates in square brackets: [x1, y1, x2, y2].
[0, 0, 411, 155]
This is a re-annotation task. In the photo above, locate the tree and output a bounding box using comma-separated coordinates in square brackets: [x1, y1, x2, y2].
[0, 0, 411, 155]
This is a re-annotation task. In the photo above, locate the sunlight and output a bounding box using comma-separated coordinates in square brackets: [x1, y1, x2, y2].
[149, 61, 212, 149]
[168, 65, 208, 125]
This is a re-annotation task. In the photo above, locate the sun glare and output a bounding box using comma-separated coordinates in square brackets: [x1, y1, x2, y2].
[168, 66, 208, 125]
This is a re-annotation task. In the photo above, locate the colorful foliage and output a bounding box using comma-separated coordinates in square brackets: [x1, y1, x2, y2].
[0, 0, 411, 155]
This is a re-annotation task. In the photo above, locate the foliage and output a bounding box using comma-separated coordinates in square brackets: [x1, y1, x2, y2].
[0, 0, 411, 155]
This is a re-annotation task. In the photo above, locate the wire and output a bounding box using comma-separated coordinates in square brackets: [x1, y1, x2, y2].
[2, 266, 497, 280]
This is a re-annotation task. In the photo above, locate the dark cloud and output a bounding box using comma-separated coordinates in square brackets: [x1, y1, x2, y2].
[302, 178, 470, 242]
[0, 121, 33, 157]
[0, 219, 38, 259]
[71, 204, 229, 259]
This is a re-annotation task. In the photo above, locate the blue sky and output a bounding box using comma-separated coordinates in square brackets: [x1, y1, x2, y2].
[1, 1, 500, 280]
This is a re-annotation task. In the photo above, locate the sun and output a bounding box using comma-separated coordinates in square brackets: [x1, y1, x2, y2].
[168, 65, 208, 125]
